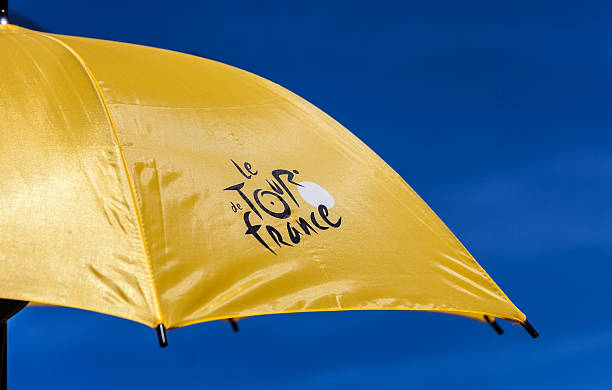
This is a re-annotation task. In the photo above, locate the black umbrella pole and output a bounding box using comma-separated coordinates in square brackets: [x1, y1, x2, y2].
[1, 320, 6, 390]
[0, 299, 28, 390]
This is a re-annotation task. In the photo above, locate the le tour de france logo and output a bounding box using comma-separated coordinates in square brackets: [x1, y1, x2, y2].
[223, 159, 342, 254]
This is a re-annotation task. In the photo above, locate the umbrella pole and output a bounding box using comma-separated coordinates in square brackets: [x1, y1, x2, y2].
[1, 320, 6, 390]
[0, 299, 28, 390]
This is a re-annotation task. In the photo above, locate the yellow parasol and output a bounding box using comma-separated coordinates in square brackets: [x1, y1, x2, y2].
[0, 5, 537, 384]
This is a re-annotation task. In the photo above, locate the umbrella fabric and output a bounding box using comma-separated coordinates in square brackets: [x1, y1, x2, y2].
[0, 25, 526, 330]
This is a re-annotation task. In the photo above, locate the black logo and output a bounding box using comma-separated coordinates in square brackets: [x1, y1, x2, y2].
[224, 159, 342, 255]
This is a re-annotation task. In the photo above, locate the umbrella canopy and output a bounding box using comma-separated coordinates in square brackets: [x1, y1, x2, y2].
[0, 23, 536, 339]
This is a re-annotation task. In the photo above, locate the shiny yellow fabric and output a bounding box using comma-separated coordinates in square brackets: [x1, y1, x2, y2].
[0, 25, 526, 328]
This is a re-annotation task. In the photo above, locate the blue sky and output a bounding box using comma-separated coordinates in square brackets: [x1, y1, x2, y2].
[8, 1, 612, 388]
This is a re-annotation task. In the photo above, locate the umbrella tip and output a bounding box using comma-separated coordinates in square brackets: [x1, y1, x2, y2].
[228, 318, 239, 333]
[484, 315, 504, 335]
[1, 0, 8, 25]
[521, 319, 539, 339]
[156, 324, 168, 348]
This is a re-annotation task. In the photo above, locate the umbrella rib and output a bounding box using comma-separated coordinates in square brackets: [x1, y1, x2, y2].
[37, 32, 165, 327]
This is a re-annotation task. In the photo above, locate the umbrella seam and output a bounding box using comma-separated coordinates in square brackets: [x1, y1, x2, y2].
[36, 32, 165, 327]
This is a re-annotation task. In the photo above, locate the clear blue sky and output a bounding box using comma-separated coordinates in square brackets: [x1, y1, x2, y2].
[8, 0, 612, 388]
